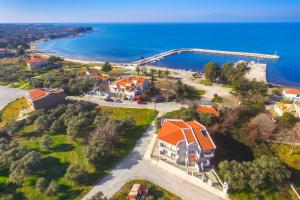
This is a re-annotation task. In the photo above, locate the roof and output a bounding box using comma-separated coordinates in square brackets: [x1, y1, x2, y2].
[197, 105, 220, 116]
[27, 57, 47, 64]
[283, 88, 300, 95]
[157, 119, 216, 151]
[93, 74, 109, 80]
[29, 88, 64, 101]
[112, 77, 146, 87]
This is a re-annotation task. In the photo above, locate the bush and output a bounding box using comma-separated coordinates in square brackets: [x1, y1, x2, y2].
[277, 112, 297, 128]
[64, 164, 88, 184]
[9, 151, 41, 183]
[35, 177, 49, 193]
[45, 180, 58, 196]
[88, 191, 107, 200]
[84, 139, 111, 166]
[40, 135, 52, 149]
[101, 62, 112, 72]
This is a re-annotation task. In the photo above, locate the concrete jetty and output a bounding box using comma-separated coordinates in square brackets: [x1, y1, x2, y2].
[131, 48, 279, 66]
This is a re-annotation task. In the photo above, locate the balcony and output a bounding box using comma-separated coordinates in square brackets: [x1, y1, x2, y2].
[159, 143, 177, 153]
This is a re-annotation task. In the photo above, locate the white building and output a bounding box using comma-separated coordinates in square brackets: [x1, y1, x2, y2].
[157, 119, 216, 171]
[283, 88, 300, 101]
[109, 77, 148, 100]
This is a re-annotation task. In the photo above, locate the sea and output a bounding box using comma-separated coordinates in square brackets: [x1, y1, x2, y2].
[38, 23, 300, 88]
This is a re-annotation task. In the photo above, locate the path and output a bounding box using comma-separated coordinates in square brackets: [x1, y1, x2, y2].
[82, 120, 225, 200]
[0, 86, 28, 110]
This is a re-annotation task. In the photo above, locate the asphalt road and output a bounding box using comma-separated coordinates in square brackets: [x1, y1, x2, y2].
[81, 115, 225, 200]
[0, 86, 28, 110]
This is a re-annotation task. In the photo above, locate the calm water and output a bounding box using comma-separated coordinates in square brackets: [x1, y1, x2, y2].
[38, 23, 300, 88]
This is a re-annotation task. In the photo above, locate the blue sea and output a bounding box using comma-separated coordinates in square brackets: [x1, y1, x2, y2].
[38, 23, 300, 88]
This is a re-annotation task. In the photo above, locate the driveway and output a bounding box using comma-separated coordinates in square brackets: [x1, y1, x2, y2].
[0, 86, 28, 110]
[82, 120, 225, 200]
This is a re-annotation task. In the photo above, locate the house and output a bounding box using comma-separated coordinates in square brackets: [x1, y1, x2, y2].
[28, 88, 66, 110]
[283, 88, 300, 101]
[85, 69, 100, 77]
[127, 184, 148, 200]
[197, 105, 220, 116]
[157, 119, 216, 171]
[110, 77, 148, 100]
[27, 57, 49, 70]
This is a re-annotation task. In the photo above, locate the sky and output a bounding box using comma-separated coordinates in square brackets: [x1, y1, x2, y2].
[1, 0, 300, 23]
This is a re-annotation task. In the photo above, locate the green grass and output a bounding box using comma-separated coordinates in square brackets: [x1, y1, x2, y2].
[110, 179, 181, 200]
[199, 79, 212, 86]
[99, 107, 158, 170]
[0, 97, 29, 128]
[1, 107, 157, 200]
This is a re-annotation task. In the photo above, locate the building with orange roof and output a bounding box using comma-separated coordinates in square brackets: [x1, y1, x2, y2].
[197, 105, 220, 116]
[283, 88, 300, 101]
[157, 119, 216, 171]
[28, 88, 66, 110]
[27, 57, 49, 70]
[109, 77, 148, 100]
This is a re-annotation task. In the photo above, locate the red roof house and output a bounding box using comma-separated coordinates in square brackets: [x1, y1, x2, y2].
[28, 88, 66, 110]
[197, 105, 220, 116]
[157, 119, 216, 171]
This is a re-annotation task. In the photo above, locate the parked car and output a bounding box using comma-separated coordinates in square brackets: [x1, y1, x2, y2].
[137, 99, 146, 104]
[114, 99, 122, 103]
[105, 97, 113, 102]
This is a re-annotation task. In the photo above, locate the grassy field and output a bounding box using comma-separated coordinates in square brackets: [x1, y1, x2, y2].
[199, 79, 212, 86]
[0, 106, 157, 200]
[110, 179, 181, 200]
[0, 97, 29, 128]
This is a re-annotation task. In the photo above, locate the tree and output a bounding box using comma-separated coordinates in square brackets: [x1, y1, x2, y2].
[204, 62, 219, 82]
[157, 70, 162, 78]
[88, 191, 107, 200]
[64, 164, 88, 184]
[219, 155, 291, 193]
[47, 56, 63, 64]
[150, 69, 157, 77]
[142, 67, 147, 76]
[212, 94, 223, 103]
[84, 139, 111, 166]
[9, 151, 41, 183]
[45, 180, 58, 196]
[35, 177, 49, 193]
[40, 135, 53, 149]
[135, 66, 141, 75]
[163, 70, 170, 78]
[34, 115, 51, 132]
[102, 62, 112, 72]
[277, 112, 297, 128]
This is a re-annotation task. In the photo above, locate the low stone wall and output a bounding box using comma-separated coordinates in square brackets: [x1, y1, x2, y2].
[148, 158, 228, 199]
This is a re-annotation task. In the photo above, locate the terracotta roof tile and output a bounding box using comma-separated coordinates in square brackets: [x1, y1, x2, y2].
[197, 106, 220, 116]
[157, 119, 216, 151]
[284, 88, 300, 95]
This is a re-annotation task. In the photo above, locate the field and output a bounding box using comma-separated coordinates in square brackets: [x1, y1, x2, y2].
[0, 106, 157, 200]
[0, 97, 28, 128]
[110, 179, 181, 200]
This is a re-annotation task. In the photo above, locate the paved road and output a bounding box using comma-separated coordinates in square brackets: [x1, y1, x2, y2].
[68, 96, 188, 114]
[0, 86, 28, 110]
[82, 120, 225, 200]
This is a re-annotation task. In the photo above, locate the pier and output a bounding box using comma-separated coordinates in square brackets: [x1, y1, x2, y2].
[131, 48, 279, 66]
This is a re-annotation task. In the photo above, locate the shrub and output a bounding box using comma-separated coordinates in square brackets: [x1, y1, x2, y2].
[277, 112, 297, 128]
[88, 191, 107, 200]
[35, 177, 49, 193]
[45, 180, 58, 196]
[64, 164, 88, 184]
[40, 135, 52, 149]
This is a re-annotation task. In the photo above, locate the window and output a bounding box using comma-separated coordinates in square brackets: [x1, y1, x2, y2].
[201, 129, 207, 136]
